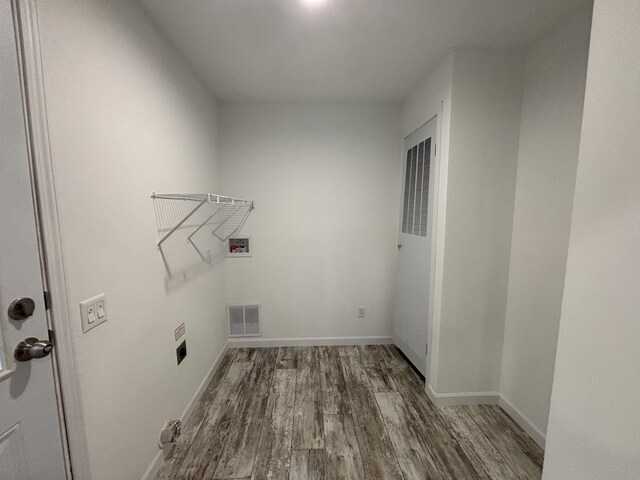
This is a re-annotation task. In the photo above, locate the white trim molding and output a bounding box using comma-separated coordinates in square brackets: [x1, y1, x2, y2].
[426, 384, 500, 406]
[498, 396, 546, 449]
[426, 384, 546, 449]
[141, 344, 229, 480]
[227, 336, 393, 348]
[14, 0, 91, 478]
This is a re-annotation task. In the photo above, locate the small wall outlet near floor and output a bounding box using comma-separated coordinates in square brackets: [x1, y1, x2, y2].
[80, 293, 108, 333]
[357, 306, 366, 319]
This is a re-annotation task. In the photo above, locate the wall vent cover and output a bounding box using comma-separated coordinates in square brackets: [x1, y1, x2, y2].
[402, 137, 431, 237]
[227, 304, 261, 337]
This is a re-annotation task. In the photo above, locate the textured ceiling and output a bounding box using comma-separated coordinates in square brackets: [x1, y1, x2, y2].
[138, 0, 588, 102]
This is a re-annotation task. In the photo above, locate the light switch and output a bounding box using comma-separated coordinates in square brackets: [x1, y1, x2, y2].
[80, 293, 108, 333]
[96, 300, 105, 319]
[87, 305, 96, 324]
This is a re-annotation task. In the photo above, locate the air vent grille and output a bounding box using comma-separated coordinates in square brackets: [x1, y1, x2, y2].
[227, 304, 261, 337]
[402, 138, 431, 236]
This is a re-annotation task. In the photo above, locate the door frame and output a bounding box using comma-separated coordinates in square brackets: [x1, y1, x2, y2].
[399, 102, 446, 394]
[13, 0, 91, 478]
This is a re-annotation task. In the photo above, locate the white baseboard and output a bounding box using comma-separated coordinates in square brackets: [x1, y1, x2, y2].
[498, 395, 546, 449]
[427, 384, 500, 406]
[427, 384, 546, 450]
[140, 343, 229, 480]
[227, 336, 393, 348]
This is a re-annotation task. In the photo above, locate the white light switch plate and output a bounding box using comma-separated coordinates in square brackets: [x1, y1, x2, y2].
[80, 293, 108, 333]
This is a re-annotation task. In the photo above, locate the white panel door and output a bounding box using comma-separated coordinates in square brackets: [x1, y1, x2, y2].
[0, 1, 67, 478]
[393, 117, 437, 376]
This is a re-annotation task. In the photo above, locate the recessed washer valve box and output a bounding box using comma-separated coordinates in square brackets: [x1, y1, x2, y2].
[227, 237, 252, 257]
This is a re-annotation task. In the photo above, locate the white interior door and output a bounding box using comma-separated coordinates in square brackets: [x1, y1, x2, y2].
[0, 1, 67, 478]
[393, 117, 437, 376]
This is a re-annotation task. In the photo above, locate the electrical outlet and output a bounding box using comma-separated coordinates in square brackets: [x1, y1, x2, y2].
[357, 306, 366, 318]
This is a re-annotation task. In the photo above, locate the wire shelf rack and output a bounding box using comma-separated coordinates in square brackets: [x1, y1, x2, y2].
[151, 192, 254, 272]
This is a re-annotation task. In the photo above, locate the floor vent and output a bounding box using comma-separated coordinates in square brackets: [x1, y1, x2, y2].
[227, 304, 261, 337]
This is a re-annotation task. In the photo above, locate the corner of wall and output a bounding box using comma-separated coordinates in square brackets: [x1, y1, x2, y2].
[498, 395, 546, 449]
[499, 3, 592, 441]
[435, 46, 524, 395]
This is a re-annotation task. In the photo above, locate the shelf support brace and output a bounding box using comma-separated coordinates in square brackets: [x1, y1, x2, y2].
[157, 198, 207, 248]
[185, 203, 227, 262]
[186, 203, 226, 243]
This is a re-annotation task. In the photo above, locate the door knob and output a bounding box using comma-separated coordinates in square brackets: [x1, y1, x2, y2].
[14, 337, 53, 362]
[8, 297, 36, 320]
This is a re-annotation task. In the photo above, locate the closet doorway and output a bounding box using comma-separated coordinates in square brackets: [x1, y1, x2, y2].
[393, 116, 438, 377]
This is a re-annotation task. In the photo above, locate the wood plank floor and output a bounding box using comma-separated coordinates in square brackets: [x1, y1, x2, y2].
[156, 346, 543, 480]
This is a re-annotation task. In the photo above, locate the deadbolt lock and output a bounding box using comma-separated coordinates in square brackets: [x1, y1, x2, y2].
[14, 337, 53, 362]
[8, 297, 36, 320]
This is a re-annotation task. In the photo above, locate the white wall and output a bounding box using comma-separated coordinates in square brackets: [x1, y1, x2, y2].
[400, 53, 453, 384]
[435, 49, 524, 394]
[402, 54, 453, 138]
[543, 0, 640, 478]
[220, 103, 400, 341]
[500, 6, 592, 440]
[35, 1, 227, 479]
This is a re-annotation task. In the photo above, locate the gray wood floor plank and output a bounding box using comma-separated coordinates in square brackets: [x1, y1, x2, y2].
[356, 345, 378, 366]
[383, 345, 409, 368]
[469, 405, 542, 480]
[293, 347, 325, 449]
[181, 350, 237, 444]
[441, 406, 516, 480]
[393, 367, 482, 479]
[319, 346, 351, 416]
[289, 449, 326, 480]
[156, 350, 237, 479]
[235, 347, 259, 362]
[366, 344, 397, 368]
[213, 348, 279, 479]
[176, 362, 253, 480]
[337, 345, 360, 357]
[375, 391, 442, 480]
[360, 344, 398, 367]
[365, 363, 398, 392]
[324, 414, 364, 480]
[484, 406, 544, 467]
[341, 355, 403, 480]
[251, 369, 297, 480]
[276, 346, 299, 369]
[156, 445, 189, 480]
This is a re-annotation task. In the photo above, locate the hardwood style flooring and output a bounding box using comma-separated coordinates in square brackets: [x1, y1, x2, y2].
[156, 345, 543, 480]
